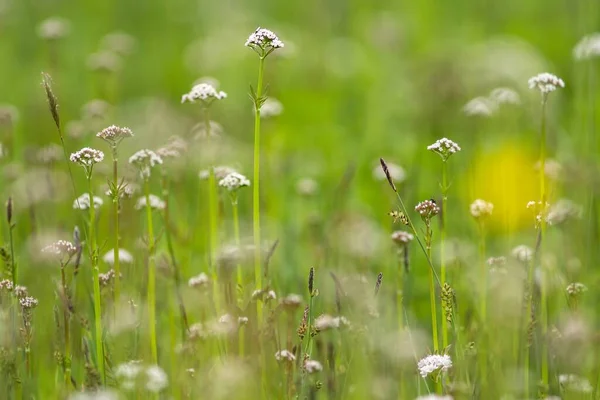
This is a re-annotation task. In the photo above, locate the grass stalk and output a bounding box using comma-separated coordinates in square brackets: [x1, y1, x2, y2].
[539, 96, 549, 389]
[144, 179, 158, 364]
[440, 160, 448, 349]
[425, 223, 439, 353]
[231, 193, 245, 356]
[60, 263, 71, 388]
[111, 150, 121, 303]
[88, 176, 104, 383]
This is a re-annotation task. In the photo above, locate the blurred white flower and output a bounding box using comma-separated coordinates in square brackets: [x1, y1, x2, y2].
[129, 149, 163, 180]
[181, 83, 227, 104]
[391, 231, 414, 245]
[417, 354, 452, 378]
[566, 282, 587, 296]
[275, 349, 296, 362]
[303, 359, 323, 373]
[528, 73, 565, 95]
[68, 390, 119, 400]
[463, 97, 497, 117]
[199, 165, 237, 180]
[87, 50, 122, 72]
[188, 272, 210, 288]
[73, 193, 103, 210]
[101, 31, 137, 56]
[573, 33, 600, 60]
[37, 17, 70, 40]
[260, 97, 283, 118]
[296, 178, 319, 196]
[489, 87, 521, 105]
[134, 195, 165, 210]
[511, 245, 533, 263]
[470, 199, 494, 219]
[559, 374, 592, 393]
[70, 147, 104, 167]
[102, 248, 134, 265]
[145, 365, 168, 392]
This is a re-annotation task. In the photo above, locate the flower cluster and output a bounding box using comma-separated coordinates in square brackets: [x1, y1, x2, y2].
[314, 314, 350, 332]
[470, 199, 494, 219]
[218, 172, 251, 192]
[37, 17, 70, 40]
[20, 296, 39, 310]
[73, 193, 104, 210]
[181, 83, 227, 104]
[97, 125, 134, 146]
[463, 88, 520, 118]
[511, 245, 533, 263]
[156, 136, 187, 160]
[546, 199, 582, 226]
[199, 166, 237, 180]
[573, 33, 600, 60]
[281, 293, 303, 309]
[103, 248, 134, 265]
[115, 361, 168, 392]
[303, 359, 323, 374]
[558, 374, 593, 393]
[99, 269, 119, 287]
[188, 273, 210, 288]
[135, 195, 165, 210]
[42, 240, 77, 261]
[70, 147, 104, 168]
[391, 230, 414, 245]
[566, 282, 588, 296]
[275, 349, 296, 362]
[260, 97, 284, 118]
[489, 87, 521, 105]
[245, 27, 284, 55]
[0, 279, 13, 292]
[417, 354, 453, 378]
[128, 149, 163, 179]
[415, 199, 440, 221]
[528, 73, 565, 95]
[427, 138, 461, 161]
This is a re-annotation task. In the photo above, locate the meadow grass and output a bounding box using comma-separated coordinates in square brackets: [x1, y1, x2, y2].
[0, 2, 600, 399]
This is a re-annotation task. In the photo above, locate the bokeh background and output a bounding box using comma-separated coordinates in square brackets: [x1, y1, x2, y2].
[0, 0, 599, 398]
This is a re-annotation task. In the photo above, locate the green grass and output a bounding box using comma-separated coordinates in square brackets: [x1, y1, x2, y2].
[0, 1, 599, 399]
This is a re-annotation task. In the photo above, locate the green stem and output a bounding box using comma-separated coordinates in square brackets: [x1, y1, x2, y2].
[440, 161, 448, 349]
[253, 56, 266, 323]
[232, 195, 245, 356]
[426, 224, 439, 353]
[478, 221, 488, 390]
[61, 263, 71, 388]
[144, 179, 158, 364]
[207, 168, 220, 313]
[9, 222, 15, 287]
[539, 96, 549, 389]
[89, 177, 105, 383]
[112, 151, 121, 303]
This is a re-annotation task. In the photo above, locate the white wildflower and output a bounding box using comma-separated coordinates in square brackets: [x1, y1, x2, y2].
[14, 286, 28, 298]
[511, 245, 533, 263]
[37, 17, 70, 40]
[296, 178, 319, 196]
[417, 354, 452, 378]
[218, 172, 251, 192]
[558, 374, 592, 393]
[303, 359, 323, 373]
[73, 193, 103, 210]
[282, 293, 303, 308]
[260, 97, 284, 118]
[70, 147, 104, 167]
[535, 159, 563, 181]
[546, 199, 582, 226]
[463, 97, 497, 117]
[19, 296, 38, 310]
[188, 273, 210, 288]
[573, 33, 600, 60]
[115, 360, 143, 390]
[42, 240, 77, 259]
[181, 83, 227, 104]
[489, 87, 521, 105]
[101, 31, 137, 56]
[68, 389, 119, 400]
[238, 316, 249, 325]
[102, 248, 134, 265]
[145, 365, 168, 392]
[87, 51, 122, 72]
[199, 165, 237, 180]
[134, 195, 165, 210]
[415, 199, 440, 219]
[96, 125, 134, 145]
[275, 349, 296, 362]
[128, 149, 163, 179]
[427, 138, 461, 161]
[245, 27, 284, 52]
[391, 231, 414, 245]
[528, 73, 565, 95]
[415, 395, 454, 400]
[566, 282, 587, 296]
[470, 199, 494, 219]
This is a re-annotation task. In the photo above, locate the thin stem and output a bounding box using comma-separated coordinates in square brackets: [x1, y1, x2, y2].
[207, 168, 220, 313]
[112, 150, 121, 303]
[440, 160, 448, 349]
[232, 195, 245, 356]
[426, 224, 439, 353]
[60, 263, 71, 388]
[88, 177, 105, 383]
[253, 56, 266, 323]
[144, 179, 158, 364]
[539, 96, 549, 389]
[9, 222, 15, 287]
[478, 221, 488, 390]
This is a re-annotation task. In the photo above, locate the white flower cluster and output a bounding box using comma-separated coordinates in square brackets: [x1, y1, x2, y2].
[314, 314, 350, 332]
[528, 73, 565, 95]
[156, 136, 187, 160]
[0, 279, 13, 292]
[427, 138, 461, 161]
[20, 296, 39, 310]
[573, 33, 600, 60]
[181, 83, 227, 104]
[275, 349, 296, 362]
[188, 273, 210, 288]
[415, 395, 454, 400]
[42, 240, 77, 257]
[415, 199, 440, 219]
[245, 27, 284, 50]
[96, 125, 134, 144]
[391, 231, 414, 244]
[129, 149, 163, 179]
[463, 88, 521, 117]
[417, 354, 453, 378]
[99, 269, 119, 287]
[37, 17, 70, 40]
[70, 147, 104, 167]
[566, 282, 588, 296]
[73, 193, 104, 210]
[199, 165, 237, 180]
[135, 195, 165, 210]
[102, 248, 134, 265]
[115, 361, 168, 392]
[546, 199, 582, 226]
[281, 293, 303, 308]
[260, 97, 284, 118]
[470, 199, 494, 219]
[558, 374, 593, 393]
[303, 359, 323, 374]
[218, 172, 251, 192]
[511, 245, 533, 263]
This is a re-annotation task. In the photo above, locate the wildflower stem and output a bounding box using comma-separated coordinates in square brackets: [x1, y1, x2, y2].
[539, 95, 549, 389]
[112, 149, 121, 303]
[88, 176, 105, 384]
[478, 220, 488, 389]
[8, 220, 15, 287]
[231, 194, 245, 356]
[144, 179, 158, 364]
[253, 56, 266, 323]
[426, 223, 439, 352]
[440, 160, 448, 349]
[60, 263, 71, 388]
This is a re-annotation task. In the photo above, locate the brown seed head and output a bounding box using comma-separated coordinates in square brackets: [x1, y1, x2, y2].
[41, 73, 60, 130]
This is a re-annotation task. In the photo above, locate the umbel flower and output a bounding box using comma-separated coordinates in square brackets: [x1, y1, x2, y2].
[218, 172, 250, 192]
[245, 27, 284, 57]
[128, 149, 163, 180]
[573, 33, 600, 60]
[427, 138, 461, 161]
[415, 199, 440, 221]
[97, 125, 134, 147]
[470, 199, 494, 219]
[181, 83, 227, 106]
[70, 148, 104, 176]
[135, 195, 165, 210]
[417, 354, 452, 378]
[42, 240, 77, 263]
[528, 73, 565, 96]
[73, 193, 103, 210]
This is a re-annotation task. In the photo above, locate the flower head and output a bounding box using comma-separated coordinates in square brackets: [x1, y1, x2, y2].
[19, 296, 39, 310]
[96, 125, 134, 146]
[511, 245, 533, 263]
[156, 136, 187, 160]
[415, 199, 440, 221]
[281, 293, 303, 309]
[559, 374, 593, 393]
[218, 172, 251, 192]
[489, 87, 521, 105]
[37, 17, 70, 40]
[73, 193, 103, 210]
[573, 33, 600, 60]
[470, 199, 494, 219]
[463, 97, 497, 117]
[181, 83, 227, 105]
[42, 240, 77, 262]
[0, 279, 13, 292]
[199, 166, 237, 180]
[128, 149, 163, 179]
[145, 365, 168, 392]
[103, 248, 134, 265]
[87, 51, 122, 73]
[417, 354, 452, 378]
[303, 359, 323, 373]
[566, 282, 588, 296]
[188, 273, 210, 288]
[245, 27, 284, 56]
[391, 231, 414, 245]
[528, 73, 565, 95]
[427, 138, 461, 161]
[101, 31, 137, 56]
[260, 97, 284, 118]
[70, 147, 104, 168]
[134, 195, 165, 210]
[275, 349, 296, 362]
[99, 269, 119, 287]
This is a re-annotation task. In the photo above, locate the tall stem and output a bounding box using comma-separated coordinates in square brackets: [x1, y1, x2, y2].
[253, 56, 266, 322]
[440, 161, 448, 349]
[478, 221, 488, 389]
[539, 96, 549, 389]
[144, 179, 158, 363]
[88, 177, 104, 383]
[426, 224, 439, 353]
[60, 264, 71, 387]
[112, 150, 121, 303]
